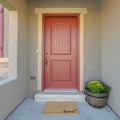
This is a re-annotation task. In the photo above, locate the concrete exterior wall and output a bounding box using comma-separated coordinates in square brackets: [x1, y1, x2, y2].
[0, 0, 28, 119]
[101, 0, 120, 116]
[28, 0, 101, 96]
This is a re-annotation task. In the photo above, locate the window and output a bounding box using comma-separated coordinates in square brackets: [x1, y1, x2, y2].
[0, 3, 18, 85]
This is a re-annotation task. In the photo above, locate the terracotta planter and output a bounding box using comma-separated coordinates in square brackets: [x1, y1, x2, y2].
[84, 89, 109, 107]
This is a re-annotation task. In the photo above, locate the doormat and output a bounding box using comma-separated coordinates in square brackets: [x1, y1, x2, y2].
[42, 102, 79, 115]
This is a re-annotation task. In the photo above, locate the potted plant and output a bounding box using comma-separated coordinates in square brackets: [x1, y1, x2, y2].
[84, 80, 111, 107]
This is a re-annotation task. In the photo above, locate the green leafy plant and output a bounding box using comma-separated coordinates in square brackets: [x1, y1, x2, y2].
[85, 80, 111, 94]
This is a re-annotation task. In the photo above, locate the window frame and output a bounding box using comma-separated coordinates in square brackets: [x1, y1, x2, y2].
[0, 3, 18, 85]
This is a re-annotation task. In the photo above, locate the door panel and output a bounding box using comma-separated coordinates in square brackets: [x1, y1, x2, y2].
[51, 23, 71, 55]
[51, 60, 71, 81]
[44, 16, 77, 89]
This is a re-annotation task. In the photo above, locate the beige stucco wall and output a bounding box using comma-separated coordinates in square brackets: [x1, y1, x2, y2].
[28, 0, 101, 96]
[0, 0, 28, 119]
[101, 0, 120, 116]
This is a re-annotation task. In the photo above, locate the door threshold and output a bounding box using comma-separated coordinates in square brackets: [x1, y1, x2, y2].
[43, 89, 78, 93]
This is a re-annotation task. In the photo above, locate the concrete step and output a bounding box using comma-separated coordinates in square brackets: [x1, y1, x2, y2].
[34, 89, 85, 102]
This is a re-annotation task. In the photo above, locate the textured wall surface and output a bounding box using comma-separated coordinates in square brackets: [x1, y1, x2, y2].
[101, 0, 120, 116]
[0, 0, 28, 119]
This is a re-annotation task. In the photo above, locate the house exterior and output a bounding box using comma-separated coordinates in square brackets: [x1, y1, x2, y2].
[0, 0, 120, 119]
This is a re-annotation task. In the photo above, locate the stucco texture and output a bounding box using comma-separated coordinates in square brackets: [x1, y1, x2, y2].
[101, 0, 120, 116]
[0, 0, 28, 119]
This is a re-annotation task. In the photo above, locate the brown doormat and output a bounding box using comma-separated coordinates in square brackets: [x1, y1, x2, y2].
[42, 102, 79, 115]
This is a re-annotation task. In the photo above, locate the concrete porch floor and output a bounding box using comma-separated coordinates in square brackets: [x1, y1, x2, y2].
[6, 98, 120, 120]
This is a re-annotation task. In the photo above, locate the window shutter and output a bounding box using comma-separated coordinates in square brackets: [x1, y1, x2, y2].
[0, 4, 3, 57]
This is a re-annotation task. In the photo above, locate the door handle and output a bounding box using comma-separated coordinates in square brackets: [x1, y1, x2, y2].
[45, 52, 48, 67]
[45, 56, 48, 67]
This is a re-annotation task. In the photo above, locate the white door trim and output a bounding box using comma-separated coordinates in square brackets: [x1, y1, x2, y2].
[35, 8, 87, 91]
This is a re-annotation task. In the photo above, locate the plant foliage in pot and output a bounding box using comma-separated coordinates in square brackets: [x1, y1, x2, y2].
[84, 80, 111, 107]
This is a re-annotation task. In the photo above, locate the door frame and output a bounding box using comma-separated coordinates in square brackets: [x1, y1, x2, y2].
[42, 14, 79, 90]
[35, 8, 87, 91]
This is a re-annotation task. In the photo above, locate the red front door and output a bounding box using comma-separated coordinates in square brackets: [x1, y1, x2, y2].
[44, 15, 78, 89]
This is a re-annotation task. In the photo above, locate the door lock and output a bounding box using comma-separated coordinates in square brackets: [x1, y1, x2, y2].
[45, 52, 48, 67]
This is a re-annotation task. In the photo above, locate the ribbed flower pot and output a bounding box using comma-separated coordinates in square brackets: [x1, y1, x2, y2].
[84, 89, 109, 107]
